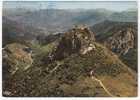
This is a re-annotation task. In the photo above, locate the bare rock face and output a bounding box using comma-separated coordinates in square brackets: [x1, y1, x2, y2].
[53, 26, 96, 60]
[3, 43, 33, 75]
[105, 28, 135, 55]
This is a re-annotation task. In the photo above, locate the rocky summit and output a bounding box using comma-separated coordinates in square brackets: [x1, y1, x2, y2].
[53, 26, 96, 60]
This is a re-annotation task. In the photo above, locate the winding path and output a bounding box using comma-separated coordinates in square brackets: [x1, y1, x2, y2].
[90, 70, 115, 97]
[91, 76, 115, 97]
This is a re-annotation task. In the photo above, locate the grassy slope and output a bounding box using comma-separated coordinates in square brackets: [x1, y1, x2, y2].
[5, 42, 137, 97]
[58, 42, 137, 97]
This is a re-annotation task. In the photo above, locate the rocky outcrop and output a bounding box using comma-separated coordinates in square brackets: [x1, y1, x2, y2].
[53, 26, 96, 60]
[91, 20, 137, 71]
[105, 27, 135, 55]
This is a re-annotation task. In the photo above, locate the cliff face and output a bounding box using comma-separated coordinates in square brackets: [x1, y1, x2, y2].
[54, 26, 96, 60]
[105, 27, 135, 55]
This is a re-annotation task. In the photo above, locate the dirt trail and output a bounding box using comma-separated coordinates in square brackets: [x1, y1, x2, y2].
[91, 76, 115, 97]
[50, 63, 60, 74]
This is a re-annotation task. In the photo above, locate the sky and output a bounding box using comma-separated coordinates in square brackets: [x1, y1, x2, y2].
[3, 1, 137, 12]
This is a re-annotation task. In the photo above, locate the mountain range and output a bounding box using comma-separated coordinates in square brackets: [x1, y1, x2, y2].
[2, 8, 138, 97]
[3, 8, 137, 33]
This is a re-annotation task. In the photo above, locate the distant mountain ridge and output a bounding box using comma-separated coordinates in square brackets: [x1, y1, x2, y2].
[3, 8, 137, 34]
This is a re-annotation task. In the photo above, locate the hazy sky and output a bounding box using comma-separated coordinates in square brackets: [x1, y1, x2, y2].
[3, 1, 137, 12]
